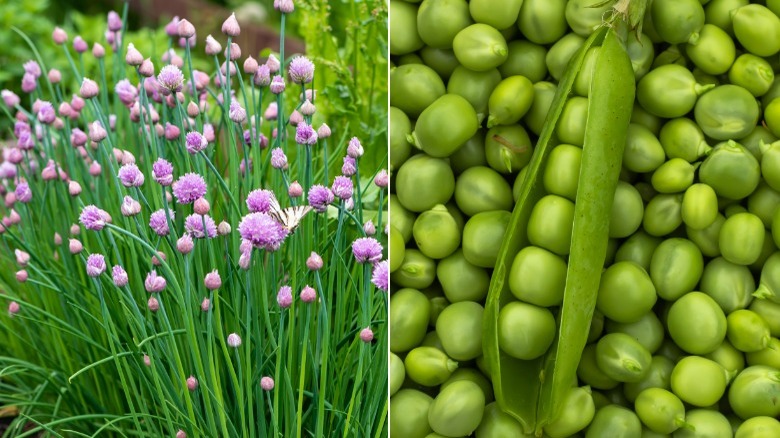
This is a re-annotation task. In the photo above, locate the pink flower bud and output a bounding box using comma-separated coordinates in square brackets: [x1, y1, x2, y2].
[80, 78, 99, 99]
[288, 181, 303, 198]
[176, 431, 186, 438]
[73, 36, 88, 53]
[317, 123, 332, 139]
[201, 297, 211, 312]
[239, 252, 251, 270]
[41, 160, 58, 181]
[70, 224, 80, 235]
[186, 375, 198, 391]
[243, 56, 259, 74]
[300, 285, 317, 303]
[194, 197, 210, 215]
[8, 301, 20, 315]
[222, 13, 241, 37]
[164, 122, 180, 140]
[300, 100, 316, 117]
[89, 121, 107, 142]
[152, 251, 166, 266]
[8, 210, 20, 225]
[266, 54, 280, 74]
[147, 296, 159, 312]
[187, 101, 200, 117]
[363, 220, 376, 236]
[289, 110, 303, 126]
[48, 69, 62, 84]
[177, 19, 196, 38]
[306, 252, 323, 271]
[274, 0, 295, 14]
[121, 150, 136, 165]
[205, 35, 222, 56]
[227, 333, 242, 348]
[260, 376, 274, 391]
[121, 196, 142, 216]
[143, 354, 151, 366]
[204, 270, 221, 290]
[92, 43, 105, 58]
[264, 102, 278, 121]
[360, 327, 374, 343]
[89, 161, 102, 176]
[177, 233, 194, 254]
[217, 221, 231, 236]
[374, 169, 389, 188]
[69, 239, 83, 254]
[69, 181, 82, 196]
[125, 43, 143, 66]
[54, 232, 63, 245]
[138, 59, 154, 77]
[15, 249, 30, 267]
[16, 270, 28, 282]
[225, 42, 241, 61]
[71, 95, 85, 111]
[52, 27, 68, 45]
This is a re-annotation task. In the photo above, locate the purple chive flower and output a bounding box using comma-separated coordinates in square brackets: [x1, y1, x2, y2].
[21, 73, 37, 93]
[115, 79, 138, 106]
[205, 35, 222, 56]
[254, 64, 271, 87]
[73, 36, 88, 53]
[371, 260, 388, 291]
[184, 213, 217, 239]
[229, 101, 246, 123]
[274, 0, 295, 13]
[270, 148, 288, 169]
[375, 169, 389, 188]
[86, 253, 106, 277]
[165, 16, 180, 36]
[113, 265, 128, 287]
[149, 209, 174, 236]
[288, 56, 314, 84]
[80, 205, 109, 231]
[173, 173, 207, 204]
[80, 78, 99, 99]
[107, 11, 123, 32]
[246, 189, 278, 213]
[121, 196, 142, 217]
[295, 122, 317, 145]
[269, 75, 285, 94]
[117, 163, 145, 187]
[157, 65, 184, 95]
[347, 137, 364, 158]
[152, 158, 174, 186]
[15, 182, 31, 203]
[307, 185, 334, 213]
[227, 333, 242, 348]
[37, 102, 56, 124]
[260, 376, 275, 391]
[144, 270, 166, 293]
[238, 212, 289, 251]
[2, 90, 20, 107]
[342, 156, 356, 176]
[23, 60, 41, 78]
[185, 131, 207, 154]
[177, 233, 194, 254]
[17, 131, 34, 150]
[332, 176, 353, 200]
[53, 27, 68, 44]
[352, 237, 383, 264]
[204, 270, 221, 290]
[277, 285, 293, 308]
[300, 285, 317, 303]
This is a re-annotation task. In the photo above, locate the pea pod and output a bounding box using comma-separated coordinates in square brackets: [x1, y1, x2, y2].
[484, 24, 635, 434]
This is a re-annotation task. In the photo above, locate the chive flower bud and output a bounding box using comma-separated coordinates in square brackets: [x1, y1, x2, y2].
[144, 271, 166, 293]
[187, 101, 200, 117]
[8, 301, 20, 316]
[300, 100, 316, 117]
[317, 123, 331, 139]
[69, 181, 82, 196]
[254, 64, 271, 87]
[176, 431, 186, 438]
[138, 58, 154, 77]
[73, 36, 88, 53]
[201, 298, 211, 312]
[147, 296, 159, 312]
[260, 376, 274, 391]
[277, 286, 293, 308]
[289, 110, 303, 126]
[86, 253, 106, 277]
[15, 249, 29, 267]
[221, 13, 241, 37]
[269, 75, 285, 94]
[300, 285, 317, 303]
[218, 221, 231, 236]
[177, 19, 195, 38]
[264, 102, 278, 120]
[48, 69, 61, 84]
[332, 176, 353, 200]
[193, 197, 210, 215]
[360, 327, 374, 343]
[288, 181, 303, 198]
[225, 42, 241, 61]
[69, 239, 83, 254]
[52, 27, 68, 45]
[274, 0, 295, 14]
[229, 101, 246, 123]
[342, 156, 356, 176]
[270, 148, 287, 169]
[306, 252, 323, 271]
[374, 169, 389, 188]
[107, 11, 122, 32]
[177, 233, 194, 254]
[363, 220, 376, 236]
[15, 182, 31, 203]
[121, 196, 142, 217]
[143, 355, 151, 367]
[352, 237, 383, 264]
[165, 16, 179, 36]
[125, 43, 143, 66]
[112, 265, 128, 287]
[205, 35, 222, 56]
[347, 137, 364, 158]
[204, 270, 221, 290]
[266, 54, 280, 74]
[89, 121, 107, 142]
[117, 163, 145, 187]
[89, 161, 102, 176]
[92, 43, 105, 58]
[16, 270, 27, 282]
[54, 233, 62, 246]
[152, 158, 174, 186]
[186, 375, 198, 391]
[37, 102, 55, 124]
[227, 333, 242, 348]
[1, 90, 20, 108]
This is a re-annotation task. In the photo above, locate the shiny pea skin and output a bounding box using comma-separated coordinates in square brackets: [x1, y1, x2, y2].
[765, 99, 780, 139]
[732, 4, 780, 57]
[632, 102, 664, 137]
[416, 0, 472, 49]
[705, 0, 749, 36]
[687, 213, 725, 257]
[412, 94, 479, 158]
[452, 24, 508, 71]
[544, 144, 582, 201]
[651, 0, 705, 44]
[597, 261, 657, 324]
[517, 0, 568, 45]
[469, 0, 523, 30]
[610, 181, 645, 238]
[727, 309, 771, 353]
[395, 154, 455, 213]
[557, 96, 589, 147]
[585, 405, 642, 438]
[454, 166, 513, 216]
[390, 195, 415, 243]
[578, 344, 620, 390]
[624, 123, 667, 173]
[391, 389, 434, 438]
[428, 380, 485, 437]
[623, 355, 675, 403]
[667, 292, 727, 355]
[389, 1, 424, 55]
[720, 212, 764, 265]
[735, 416, 780, 438]
[565, 0, 613, 37]
[596, 333, 653, 383]
[391, 249, 437, 289]
[748, 182, 780, 227]
[499, 40, 548, 82]
[659, 118, 712, 163]
[741, 126, 777, 160]
[450, 132, 488, 175]
[705, 340, 745, 377]
[475, 402, 525, 437]
[761, 141, 780, 191]
[390, 64, 445, 118]
[650, 238, 704, 301]
[637, 65, 710, 118]
[681, 183, 718, 230]
[675, 409, 732, 438]
[485, 124, 533, 174]
[573, 46, 600, 97]
[437, 301, 484, 361]
[643, 194, 683, 237]
[525, 81, 557, 135]
[635, 388, 688, 434]
[390, 225, 405, 273]
[746, 337, 780, 368]
[671, 356, 730, 406]
[462, 210, 510, 268]
[390, 107, 413, 171]
[694, 85, 760, 141]
[447, 66, 502, 121]
[730, 54, 775, 97]
[528, 194, 575, 256]
[615, 231, 663, 271]
[404, 346, 459, 386]
[651, 159, 695, 194]
[546, 33, 587, 82]
[498, 301, 556, 360]
[728, 365, 780, 419]
[699, 140, 760, 200]
[509, 245, 567, 307]
[685, 24, 735, 75]
[390, 288, 432, 353]
[437, 250, 490, 303]
[487, 75, 534, 128]
[627, 30, 655, 81]
[413, 205, 460, 259]
[755, 252, 780, 303]
[544, 386, 596, 438]
[390, 353, 405, 396]
[441, 368, 494, 403]
[606, 312, 665, 355]
[419, 47, 459, 80]
[701, 257, 755, 314]
[651, 44, 687, 69]
[749, 299, 780, 337]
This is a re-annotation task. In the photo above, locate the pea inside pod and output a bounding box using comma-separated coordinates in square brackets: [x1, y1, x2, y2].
[452, 23, 509, 71]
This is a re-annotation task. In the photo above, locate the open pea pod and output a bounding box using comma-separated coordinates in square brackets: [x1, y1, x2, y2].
[483, 25, 636, 435]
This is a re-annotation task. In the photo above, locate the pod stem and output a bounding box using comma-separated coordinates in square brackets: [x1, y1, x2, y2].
[753, 283, 775, 300]
[407, 131, 421, 150]
[694, 83, 716, 96]
[446, 360, 459, 373]
[675, 419, 696, 431]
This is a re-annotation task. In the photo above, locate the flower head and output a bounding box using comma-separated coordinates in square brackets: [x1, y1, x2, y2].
[93, 43, 106, 58]
[178, 18, 196, 38]
[332, 176, 353, 200]
[86, 253, 106, 277]
[23, 60, 41, 78]
[144, 271, 167, 293]
[246, 189, 278, 213]
[205, 34, 222, 56]
[204, 270, 222, 290]
[177, 233, 194, 254]
[288, 56, 314, 84]
[121, 196, 142, 217]
[342, 156, 356, 176]
[347, 137, 364, 158]
[185, 213, 217, 239]
[115, 79, 138, 107]
[21, 73, 37, 93]
[139, 58, 155, 77]
[1, 90, 20, 108]
[185, 131, 207, 154]
[295, 122, 317, 145]
[238, 212, 289, 251]
[126, 43, 143, 66]
[352, 237, 383, 264]
[227, 333, 242, 348]
[107, 11, 123, 32]
[152, 158, 174, 186]
[80, 205, 108, 230]
[360, 327, 374, 343]
[288, 181, 303, 198]
[73, 36, 88, 53]
[254, 64, 271, 87]
[277, 285, 293, 308]
[118, 163, 145, 187]
[15, 182, 31, 203]
[149, 209, 173, 236]
[269, 75, 285, 94]
[37, 102, 56, 124]
[52, 27, 68, 45]
[270, 148, 288, 169]
[173, 173, 207, 204]
[80, 78, 99, 99]
[229, 100, 246, 123]
[371, 260, 388, 291]
[307, 252, 323, 270]
[222, 13, 241, 37]
[375, 169, 389, 188]
[300, 285, 317, 303]
[307, 185, 334, 213]
[260, 376, 275, 391]
[69, 239, 83, 254]
[157, 65, 185, 95]
[274, 0, 295, 14]
[113, 265, 129, 287]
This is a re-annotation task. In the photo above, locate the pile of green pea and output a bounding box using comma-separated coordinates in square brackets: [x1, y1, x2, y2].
[389, 0, 780, 437]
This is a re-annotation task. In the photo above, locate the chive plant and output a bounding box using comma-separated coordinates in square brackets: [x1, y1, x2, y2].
[0, 2, 388, 437]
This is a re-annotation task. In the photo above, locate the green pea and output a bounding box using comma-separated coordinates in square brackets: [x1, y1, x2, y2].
[517, 0, 568, 45]
[449, 132, 488, 175]
[389, 107, 413, 171]
[487, 76, 534, 128]
[748, 184, 780, 230]
[447, 66, 502, 121]
[597, 261, 657, 324]
[390, 226, 405, 273]
[557, 96, 589, 147]
[390, 288, 432, 353]
[573, 46, 600, 97]
[444, 202, 466, 234]
[651, 238, 704, 301]
[741, 126, 777, 160]
[396, 53, 423, 65]
[671, 356, 730, 407]
[675, 409, 732, 438]
[525, 81, 557, 136]
[441, 368, 494, 404]
[705, 340, 746, 376]
[421, 330, 444, 351]
[412, 205, 460, 260]
[528, 194, 575, 256]
[638, 65, 712, 118]
[499, 40, 548, 83]
[391, 389, 434, 438]
[733, 4, 780, 57]
[436, 250, 489, 304]
[651, 159, 695, 194]
[607, 312, 665, 355]
[452, 24, 508, 72]
[729, 54, 774, 97]
[419, 47, 459, 80]
[755, 252, 780, 303]
[428, 380, 485, 437]
[687, 213, 725, 257]
[437, 301, 484, 361]
[727, 309, 771, 353]
[694, 85, 759, 141]
[546, 33, 586, 82]
[487, 127, 534, 177]
[761, 141, 780, 192]
[624, 123, 666, 173]
[565, 0, 613, 37]
[627, 30, 655, 81]
[667, 292, 727, 355]
[635, 388, 689, 434]
[509, 245, 567, 308]
[659, 118, 710, 162]
[404, 346, 459, 386]
[651, 0, 705, 44]
[643, 194, 683, 237]
[475, 402, 525, 438]
[651, 45, 687, 69]
[391, 249, 437, 290]
[416, 0, 472, 49]
[545, 386, 596, 438]
[749, 299, 780, 337]
[596, 333, 653, 383]
[454, 166, 512, 216]
[700, 257, 755, 314]
[631, 102, 664, 136]
[462, 210, 511, 268]
[699, 140, 760, 200]
[746, 338, 780, 369]
[469, 0, 523, 30]
[578, 344, 620, 390]
[498, 301, 556, 360]
[411, 94, 479, 158]
[728, 366, 780, 419]
[390, 353, 405, 397]
[624, 356, 675, 403]
[656, 339, 686, 364]
[704, 0, 749, 36]
[390, 64, 445, 119]
[735, 416, 780, 438]
[396, 155, 455, 213]
[686, 24, 735, 74]
[615, 231, 663, 272]
[389, 1, 424, 55]
[719, 212, 764, 266]
[609, 181, 645, 238]
[681, 183, 718, 230]
[390, 195, 415, 244]
[585, 405, 642, 438]
[693, 67, 720, 86]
